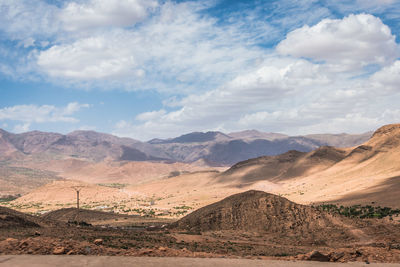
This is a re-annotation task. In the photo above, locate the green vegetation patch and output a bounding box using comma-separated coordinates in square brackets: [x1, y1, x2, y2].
[0, 194, 21, 202]
[315, 204, 400, 219]
[97, 183, 127, 189]
[173, 205, 192, 210]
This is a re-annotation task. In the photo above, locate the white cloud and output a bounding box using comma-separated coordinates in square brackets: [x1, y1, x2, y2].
[135, 109, 166, 121]
[0, 102, 90, 124]
[37, 35, 139, 80]
[60, 0, 157, 32]
[13, 123, 31, 133]
[36, 1, 263, 91]
[296, 110, 400, 135]
[112, 56, 339, 139]
[370, 60, 400, 93]
[0, 0, 157, 40]
[63, 102, 91, 115]
[0, 1, 60, 40]
[276, 14, 399, 71]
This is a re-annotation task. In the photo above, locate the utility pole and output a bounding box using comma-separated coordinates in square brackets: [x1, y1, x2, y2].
[76, 189, 80, 210]
[72, 186, 83, 224]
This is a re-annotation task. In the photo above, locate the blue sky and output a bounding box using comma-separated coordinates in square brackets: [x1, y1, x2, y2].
[1, 0, 400, 140]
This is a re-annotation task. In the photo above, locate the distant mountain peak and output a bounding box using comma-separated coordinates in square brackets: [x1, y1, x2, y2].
[228, 130, 288, 141]
[151, 131, 232, 144]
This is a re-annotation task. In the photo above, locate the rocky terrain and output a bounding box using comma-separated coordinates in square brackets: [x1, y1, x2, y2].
[2, 191, 400, 263]
[173, 190, 350, 238]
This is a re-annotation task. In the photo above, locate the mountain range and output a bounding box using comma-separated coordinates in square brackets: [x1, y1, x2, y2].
[0, 128, 372, 166]
[5, 123, 400, 216]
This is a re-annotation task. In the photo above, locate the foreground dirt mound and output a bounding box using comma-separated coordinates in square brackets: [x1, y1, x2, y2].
[42, 208, 138, 224]
[172, 190, 363, 245]
[0, 206, 40, 228]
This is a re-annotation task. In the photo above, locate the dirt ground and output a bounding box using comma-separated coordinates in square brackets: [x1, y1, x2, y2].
[1, 218, 400, 263]
[2, 190, 400, 264]
[1, 255, 400, 267]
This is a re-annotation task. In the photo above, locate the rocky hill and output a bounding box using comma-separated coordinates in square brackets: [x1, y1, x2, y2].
[0, 206, 40, 228]
[0, 206, 62, 228]
[172, 190, 361, 246]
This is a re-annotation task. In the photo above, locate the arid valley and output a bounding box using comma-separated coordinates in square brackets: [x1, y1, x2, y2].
[1, 124, 400, 264]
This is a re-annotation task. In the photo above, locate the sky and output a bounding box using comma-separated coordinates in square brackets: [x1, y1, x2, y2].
[1, 0, 400, 141]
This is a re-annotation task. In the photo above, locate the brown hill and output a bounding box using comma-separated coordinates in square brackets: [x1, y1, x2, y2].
[0, 206, 39, 228]
[172, 190, 363, 245]
[263, 124, 400, 207]
[219, 146, 347, 186]
[42, 208, 173, 227]
[42, 208, 135, 223]
[0, 206, 60, 228]
[173, 190, 329, 232]
[29, 158, 213, 184]
[0, 164, 62, 196]
[211, 124, 400, 207]
[304, 132, 373, 148]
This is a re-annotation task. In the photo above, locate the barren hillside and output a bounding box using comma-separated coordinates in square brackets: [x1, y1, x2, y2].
[172, 190, 374, 247]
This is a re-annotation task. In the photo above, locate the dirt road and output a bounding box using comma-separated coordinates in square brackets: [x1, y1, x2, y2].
[0, 256, 400, 267]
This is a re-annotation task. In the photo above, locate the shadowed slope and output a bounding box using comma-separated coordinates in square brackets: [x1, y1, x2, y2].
[0, 206, 62, 228]
[0, 206, 40, 228]
[219, 146, 347, 185]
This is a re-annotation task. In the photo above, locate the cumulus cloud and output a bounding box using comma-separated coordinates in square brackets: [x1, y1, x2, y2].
[37, 35, 139, 80]
[0, 102, 90, 125]
[0, 0, 62, 46]
[0, 0, 157, 39]
[112, 57, 342, 139]
[135, 109, 166, 121]
[370, 60, 400, 93]
[276, 14, 399, 71]
[36, 1, 262, 91]
[60, 0, 158, 31]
